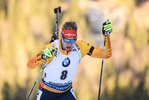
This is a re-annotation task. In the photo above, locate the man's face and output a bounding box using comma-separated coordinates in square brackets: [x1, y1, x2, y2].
[61, 36, 76, 51]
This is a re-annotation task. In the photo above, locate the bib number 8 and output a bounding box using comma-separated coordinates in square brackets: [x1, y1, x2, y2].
[60, 70, 68, 80]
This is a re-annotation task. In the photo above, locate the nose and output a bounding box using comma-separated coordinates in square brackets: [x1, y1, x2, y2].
[67, 42, 72, 46]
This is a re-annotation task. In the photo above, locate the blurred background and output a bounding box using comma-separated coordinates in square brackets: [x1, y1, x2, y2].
[0, 0, 149, 100]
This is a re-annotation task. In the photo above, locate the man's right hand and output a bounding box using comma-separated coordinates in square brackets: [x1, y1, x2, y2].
[42, 47, 55, 59]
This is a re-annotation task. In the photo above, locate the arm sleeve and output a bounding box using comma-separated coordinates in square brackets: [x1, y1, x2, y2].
[75, 40, 92, 58]
[90, 35, 112, 59]
[76, 35, 112, 59]
[27, 43, 55, 69]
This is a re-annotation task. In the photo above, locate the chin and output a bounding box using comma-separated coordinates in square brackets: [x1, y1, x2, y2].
[66, 48, 71, 51]
[66, 49, 71, 51]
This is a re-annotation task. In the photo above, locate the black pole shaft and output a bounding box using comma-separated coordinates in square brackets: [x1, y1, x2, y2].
[26, 69, 43, 100]
[26, 59, 47, 100]
[98, 34, 107, 100]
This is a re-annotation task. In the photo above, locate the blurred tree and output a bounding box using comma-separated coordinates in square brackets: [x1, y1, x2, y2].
[135, 0, 148, 6]
[0, 0, 149, 100]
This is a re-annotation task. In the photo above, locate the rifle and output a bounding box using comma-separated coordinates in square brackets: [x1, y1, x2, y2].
[50, 6, 61, 43]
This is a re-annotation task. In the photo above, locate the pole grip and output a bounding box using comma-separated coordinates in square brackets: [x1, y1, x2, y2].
[105, 19, 111, 36]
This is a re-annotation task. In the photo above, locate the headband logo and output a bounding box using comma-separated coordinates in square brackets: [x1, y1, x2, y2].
[65, 33, 77, 36]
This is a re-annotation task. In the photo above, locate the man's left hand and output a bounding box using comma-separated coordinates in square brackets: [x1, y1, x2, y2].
[102, 20, 113, 35]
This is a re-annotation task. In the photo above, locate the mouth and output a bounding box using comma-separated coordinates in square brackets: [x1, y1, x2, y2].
[66, 47, 71, 49]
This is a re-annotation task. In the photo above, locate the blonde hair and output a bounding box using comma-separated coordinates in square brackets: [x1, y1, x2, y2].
[62, 20, 78, 30]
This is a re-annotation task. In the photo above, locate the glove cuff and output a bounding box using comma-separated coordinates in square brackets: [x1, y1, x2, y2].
[41, 54, 47, 60]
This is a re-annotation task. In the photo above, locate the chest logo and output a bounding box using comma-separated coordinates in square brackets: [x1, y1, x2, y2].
[62, 57, 70, 67]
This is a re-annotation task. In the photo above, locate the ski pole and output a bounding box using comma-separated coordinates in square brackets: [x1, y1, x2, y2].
[98, 19, 110, 100]
[26, 59, 47, 100]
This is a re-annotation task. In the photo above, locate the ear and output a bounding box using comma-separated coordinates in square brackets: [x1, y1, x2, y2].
[60, 34, 62, 39]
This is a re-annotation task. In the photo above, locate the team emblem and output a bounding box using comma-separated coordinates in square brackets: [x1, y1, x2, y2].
[62, 57, 70, 67]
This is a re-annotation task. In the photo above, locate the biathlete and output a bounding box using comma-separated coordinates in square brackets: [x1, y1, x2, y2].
[27, 20, 112, 100]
